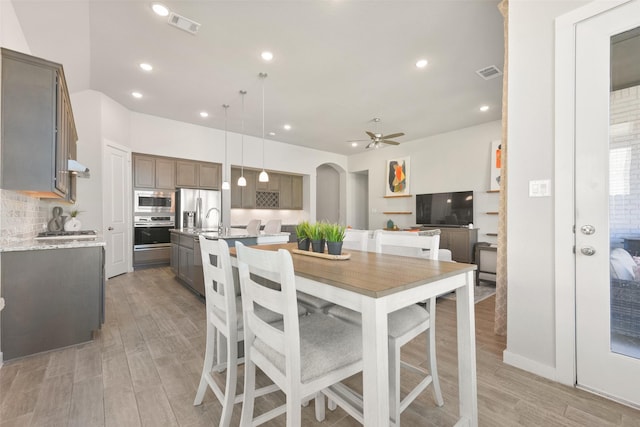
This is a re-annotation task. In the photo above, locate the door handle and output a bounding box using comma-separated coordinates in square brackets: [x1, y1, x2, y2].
[580, 225, 596, 235]
[108, 226, 114, 231]
[581, 246, 596, 256]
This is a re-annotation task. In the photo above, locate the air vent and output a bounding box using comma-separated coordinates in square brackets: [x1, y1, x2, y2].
[168, 12, 201, 35]
[475, 65, 503, 80]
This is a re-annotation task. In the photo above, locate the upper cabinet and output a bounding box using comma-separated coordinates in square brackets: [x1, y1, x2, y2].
[176, 161, 220, 189]
[1, 48, 77, 200]
[133, 153, 221, 191]
[231, 166, 303, 210]
[133, 154, 176, 190]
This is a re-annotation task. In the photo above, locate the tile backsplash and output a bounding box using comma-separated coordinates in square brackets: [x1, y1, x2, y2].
[0, 190, 60, 245]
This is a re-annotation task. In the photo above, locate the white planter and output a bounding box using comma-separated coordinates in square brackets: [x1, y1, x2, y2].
[64, 217, 82, 231]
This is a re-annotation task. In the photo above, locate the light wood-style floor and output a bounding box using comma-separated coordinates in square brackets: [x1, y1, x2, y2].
[1, 266, 639, 426]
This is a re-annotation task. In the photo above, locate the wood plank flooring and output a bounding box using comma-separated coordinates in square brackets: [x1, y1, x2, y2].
[1, 266, 639, 426]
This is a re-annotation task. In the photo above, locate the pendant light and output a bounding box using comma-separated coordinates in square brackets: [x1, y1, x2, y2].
[258, 72, 269, 183]
[221, 104, 231, 190]
[238, 90, 247, 187]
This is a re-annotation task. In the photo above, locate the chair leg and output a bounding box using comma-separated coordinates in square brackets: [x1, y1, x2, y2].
[328, 398, 337, 411]
[314, 392, 326, 421]
[427, 300, 444, 407]
[220, 338, 238, 427]
[194, 325, 217, 405]
[389, 340, 402, 426]
[239, 357, 256, 427]
[287, 390, 302, 427]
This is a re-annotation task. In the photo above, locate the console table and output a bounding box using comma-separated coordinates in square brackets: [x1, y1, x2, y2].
[422, 227, 478, 263]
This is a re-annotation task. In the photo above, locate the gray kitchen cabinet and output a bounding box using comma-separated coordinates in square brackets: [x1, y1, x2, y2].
[0, 246, 105, 361]
[1, 48, 77, 199]
[170, 232, 179, 275]
[133, 154, 176, 190]
[176, 160, 221, 189]
[279, 174, 303, 209]
[256, 171, 280, 191]
[291, 175, 303, 209]
[230, 167, 257, 208]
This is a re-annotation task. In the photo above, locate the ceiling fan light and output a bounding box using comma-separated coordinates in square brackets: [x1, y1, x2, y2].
[238, 176, 247, 187]
[221, 180, 230, 190]
[259, 170, 269, 182]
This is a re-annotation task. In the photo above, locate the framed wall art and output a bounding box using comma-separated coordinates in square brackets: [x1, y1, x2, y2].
[385, 157, 410, 196]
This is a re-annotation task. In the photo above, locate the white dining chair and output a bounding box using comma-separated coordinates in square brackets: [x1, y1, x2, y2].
[245, 219, 261, 235]
[194, 236, 295, 427]
[342, 229, 370, 252]
[235, 242, 364, 427]
[327, 230, 443, 426]
[263, 219, 282, 233]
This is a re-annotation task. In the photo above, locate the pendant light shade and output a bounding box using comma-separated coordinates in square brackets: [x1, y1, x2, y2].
[258, 72, 269, 183]
[221, 104, 230, 190]
[238, 90, 247, 187]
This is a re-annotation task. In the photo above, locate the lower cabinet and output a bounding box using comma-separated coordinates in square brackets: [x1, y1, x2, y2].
[423, 227, 478, 263]
[0, 246, 105, 361]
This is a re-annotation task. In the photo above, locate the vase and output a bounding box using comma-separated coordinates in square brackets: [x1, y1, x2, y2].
[311, 239, 325, 253]
[297, 237, 310, 251]
[326, 241, 343, 255]
[64, 216, 82, 231]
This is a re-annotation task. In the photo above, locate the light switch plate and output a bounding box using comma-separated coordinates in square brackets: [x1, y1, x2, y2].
[529, 179, 551, 197]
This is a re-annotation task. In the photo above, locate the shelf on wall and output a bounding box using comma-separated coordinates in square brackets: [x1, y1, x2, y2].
[382, 211, 412, 215]
[383, 194, 412, 198]
[486, 211, 499, 215]
[486, 233, 498, 237]
[486, 190, 500, 193]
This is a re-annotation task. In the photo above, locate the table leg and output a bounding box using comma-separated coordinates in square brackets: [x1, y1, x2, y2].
[456, 271, 478, 426]
[361, 297, 389, 427]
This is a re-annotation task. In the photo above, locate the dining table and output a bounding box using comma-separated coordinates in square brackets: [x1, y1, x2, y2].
[231, 242, 478, 426]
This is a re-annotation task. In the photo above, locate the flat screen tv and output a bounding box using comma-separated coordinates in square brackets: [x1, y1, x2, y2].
[416, 191, 474, 227]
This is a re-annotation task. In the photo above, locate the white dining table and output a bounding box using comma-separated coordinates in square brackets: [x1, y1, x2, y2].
[233, 243, 478, 426]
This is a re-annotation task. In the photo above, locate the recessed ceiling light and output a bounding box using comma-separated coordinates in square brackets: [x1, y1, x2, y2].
[351, 142, 358, 147]
[261, 51, 274, 61]
[131, 91, 143, 99]
[151, 3, 169, 17]
[283, 124, 291, 131]
[416, 59, 428, 68]
[268, 132, 276, 136]
[480, 105, 490, 112]
[139, 63, 153, 72]
[199, 111, 209, 118]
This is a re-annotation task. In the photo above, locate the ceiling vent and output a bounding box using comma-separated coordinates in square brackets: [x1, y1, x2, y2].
[167, 12, 201, 35]
[475, 65, 503, 80]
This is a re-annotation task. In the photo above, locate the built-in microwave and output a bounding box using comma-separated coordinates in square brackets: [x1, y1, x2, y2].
[134, 190, 174, 213]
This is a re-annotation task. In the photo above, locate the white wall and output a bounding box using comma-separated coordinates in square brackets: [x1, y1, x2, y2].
[349, 120, 502, 237]
[316, 164, 340, 223]
[505, 0, 589, 378]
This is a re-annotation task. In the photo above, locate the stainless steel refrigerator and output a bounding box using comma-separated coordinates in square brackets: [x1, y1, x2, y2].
[175, 188, 222, 230]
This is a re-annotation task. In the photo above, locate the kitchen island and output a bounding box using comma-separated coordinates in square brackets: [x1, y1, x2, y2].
[0, 238, 105, 361]
[170, 228, 289, 296]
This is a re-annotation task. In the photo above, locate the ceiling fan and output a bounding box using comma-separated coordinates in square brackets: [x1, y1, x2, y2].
[349, 118, 405, 149]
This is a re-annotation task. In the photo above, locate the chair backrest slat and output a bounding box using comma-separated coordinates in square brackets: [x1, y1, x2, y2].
[374, 230, 440, 260]
[343, 229, 369, 252]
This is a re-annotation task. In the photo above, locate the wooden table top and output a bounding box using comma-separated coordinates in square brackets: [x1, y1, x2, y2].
[231, 242, 476, 298]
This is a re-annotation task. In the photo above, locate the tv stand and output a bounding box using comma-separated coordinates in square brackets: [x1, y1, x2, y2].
[420, 226, 478, 263]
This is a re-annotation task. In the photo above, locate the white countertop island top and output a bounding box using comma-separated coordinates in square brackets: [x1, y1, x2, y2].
[0, 237, 106, 252]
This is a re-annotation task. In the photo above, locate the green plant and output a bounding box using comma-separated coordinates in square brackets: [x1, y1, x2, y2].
[68, 205, 83, 218]
[325, 223, 346, 242]
[308, 222, 326, 241]
[295, 221, 311, 240]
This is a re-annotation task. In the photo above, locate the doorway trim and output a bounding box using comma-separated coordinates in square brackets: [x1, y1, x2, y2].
[554, 0, 633, 386]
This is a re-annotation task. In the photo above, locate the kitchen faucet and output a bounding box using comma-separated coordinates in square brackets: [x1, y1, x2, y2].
[205, 207, 222, 233]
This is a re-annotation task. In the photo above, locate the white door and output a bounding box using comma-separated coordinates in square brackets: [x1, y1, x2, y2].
[575, 0, 640, 406]
[103, 142, 131, 278]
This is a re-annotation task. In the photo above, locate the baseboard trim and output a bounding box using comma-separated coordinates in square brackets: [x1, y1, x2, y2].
[503, 349, 558, 381]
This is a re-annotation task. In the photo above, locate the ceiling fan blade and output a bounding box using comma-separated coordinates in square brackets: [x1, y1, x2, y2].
[365, 131, 377, 139]
[381, 132, 405, 140]
[365, 141, 375, 149]
[382, 140, 400, 145]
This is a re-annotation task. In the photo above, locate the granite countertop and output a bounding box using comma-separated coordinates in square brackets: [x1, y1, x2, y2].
[171, 228, 290, 240]
[0, 236, 107, 253]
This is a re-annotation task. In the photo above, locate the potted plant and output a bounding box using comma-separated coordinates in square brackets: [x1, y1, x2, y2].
[325, 223, 346, 255]
[309, 222, 326, 253]
[64, 205, 83, 231]
[295, 221, 311, 251]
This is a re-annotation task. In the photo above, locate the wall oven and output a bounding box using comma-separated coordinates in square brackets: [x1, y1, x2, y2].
[133, 215, 174, 268]
[134, 190, 174, 213]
